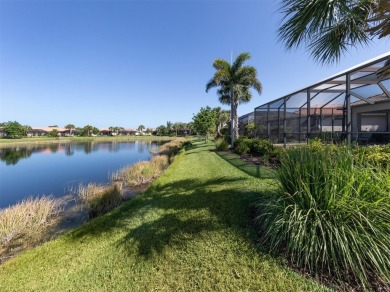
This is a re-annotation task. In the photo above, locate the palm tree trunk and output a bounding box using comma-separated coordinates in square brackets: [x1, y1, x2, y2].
[234, 101, 239, 140]
[230, 86, 235, 146]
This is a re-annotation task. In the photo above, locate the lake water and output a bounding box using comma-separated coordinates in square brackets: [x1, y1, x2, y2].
[0, 141, 162, 209]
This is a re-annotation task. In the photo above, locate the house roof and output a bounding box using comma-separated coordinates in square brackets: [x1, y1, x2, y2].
[350, 94, 390, 107]
[31, 127, 67, 132]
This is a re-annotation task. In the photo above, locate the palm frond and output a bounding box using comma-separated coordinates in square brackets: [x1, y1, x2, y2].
[231, 52, 251, 73]
[278, 0, 372, 64]
[213, 59, 231, 71]
[205, 79, 217, 92]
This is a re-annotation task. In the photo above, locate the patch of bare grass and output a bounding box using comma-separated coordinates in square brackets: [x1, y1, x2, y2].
[0, 196, 61, 262]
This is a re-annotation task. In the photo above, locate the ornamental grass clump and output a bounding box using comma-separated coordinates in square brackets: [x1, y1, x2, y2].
[255, 145, 390, 289]
[155, 137, 188, 158]
[78, 183, 124, 218]
[0, 196, 61, 258]
[113, 155, 169, 187]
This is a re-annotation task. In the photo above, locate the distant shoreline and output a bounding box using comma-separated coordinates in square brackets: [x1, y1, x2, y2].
[0, 136, 174, 148]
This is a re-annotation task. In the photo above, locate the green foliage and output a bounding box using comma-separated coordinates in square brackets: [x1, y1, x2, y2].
[256, 145, 390, 289]
[233, 138, 281, 165]
[278, 0, 374, 64]
[47, 129, 59, 138]
[250, 139, 274, 156]
[192, 106, 217, 142]
[155, 125, 168, 136]
[233, 137, 251, 155]
[307, 137, 324, 151]
[206, 52, 262, 141]
[2, 121, 25, 138]
[364, 144, 390, 167]
[77, 125, 99, 137]
[215, 138, 229, 151]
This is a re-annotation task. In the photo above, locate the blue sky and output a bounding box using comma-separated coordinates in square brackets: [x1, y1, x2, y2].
[0, 0, 389, 129]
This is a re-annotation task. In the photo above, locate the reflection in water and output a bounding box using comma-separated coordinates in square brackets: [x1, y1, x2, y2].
[65, 144, 74, 156]
[0, 140, 166, 209]
[0, 148, 33, 165]
[0, 141, 161, 165]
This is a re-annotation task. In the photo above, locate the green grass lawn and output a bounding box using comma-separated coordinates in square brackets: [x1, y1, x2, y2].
[0, 141, 326, 291]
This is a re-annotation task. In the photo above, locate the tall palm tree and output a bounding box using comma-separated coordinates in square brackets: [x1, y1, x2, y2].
[65, 124, 75, 136]
[138, 125, 145, 133]
[278, 0, 389, 73]
[206, 52, 262, 144]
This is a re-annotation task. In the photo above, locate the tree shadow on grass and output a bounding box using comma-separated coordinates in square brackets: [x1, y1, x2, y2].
[67, 177, 268, 260]
[119, 213, 217, 258]
[216, 151, 277, 179]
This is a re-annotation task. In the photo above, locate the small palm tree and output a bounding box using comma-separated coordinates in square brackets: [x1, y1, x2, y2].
[206, 52, 262, 144]
[213, 107, 230, 137]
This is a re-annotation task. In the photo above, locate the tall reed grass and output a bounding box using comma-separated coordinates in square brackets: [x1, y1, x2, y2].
[78, 183, 124, 218]
[0, 196, 61, 259]
[112, 155, 169, 187]
[255, 145, 390, 289]
[80, 138, 187, 219]
[153, 138, 189, 160]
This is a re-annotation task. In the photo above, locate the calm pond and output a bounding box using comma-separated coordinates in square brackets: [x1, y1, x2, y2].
[0, 140, 163, 209]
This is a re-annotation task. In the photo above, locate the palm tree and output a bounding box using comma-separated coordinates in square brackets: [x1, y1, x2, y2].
[138, 125, 145, 133]
[83, 125, 94, 137]
[213, 107, 230, 137]
[278, 0, 389, 73]
[206, 52, 262, 144]
[65, 124, 75, 136]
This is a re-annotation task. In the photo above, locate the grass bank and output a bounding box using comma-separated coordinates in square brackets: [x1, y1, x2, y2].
[0, 141, 325, 291]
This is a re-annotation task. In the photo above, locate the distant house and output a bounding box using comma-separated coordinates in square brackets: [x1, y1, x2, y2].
[28, 127, 68, 137]
[120, 128, 139, 135]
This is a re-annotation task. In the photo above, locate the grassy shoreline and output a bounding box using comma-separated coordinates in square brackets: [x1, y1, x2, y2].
[0, 140, 325, 291]
[0, 135, 173, 148]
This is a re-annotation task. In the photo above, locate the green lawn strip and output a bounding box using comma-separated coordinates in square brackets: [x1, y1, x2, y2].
[216, 150, 277, 179]
[0, 141, 325, 291]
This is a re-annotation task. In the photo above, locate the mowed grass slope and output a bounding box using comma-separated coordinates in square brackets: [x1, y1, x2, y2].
[0, 141, 325, 291]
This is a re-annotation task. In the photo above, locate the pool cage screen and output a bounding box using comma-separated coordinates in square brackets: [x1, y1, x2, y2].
[254, 54, 390, 145]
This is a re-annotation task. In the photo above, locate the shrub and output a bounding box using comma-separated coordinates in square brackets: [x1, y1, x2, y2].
[250, 139, 275, 156]
[255, 146, 390, 289]
[215, 138, 229, 151]
[0, 196, 61, 256]
[233, 137, 251, 155]
[78, 183, 124, 218]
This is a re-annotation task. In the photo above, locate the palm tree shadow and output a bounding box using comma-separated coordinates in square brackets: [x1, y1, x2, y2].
[67, 177, 265, 259]
[118, 213, 216, 259]
[216, 151, 277, 179]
